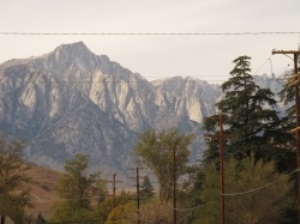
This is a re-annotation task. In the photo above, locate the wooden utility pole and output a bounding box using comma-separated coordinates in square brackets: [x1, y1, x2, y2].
[204, 113, 234, 224]
[113, 173, 117, 209]
[219, 113, 225, 224]
[1, 216, 4, 224]
[137, 167, 140, 224]
[128, 167, 145, 224]
[104, 173, 122, 209]
[272, 49, 300, 223]
[173, 146, 177, 224]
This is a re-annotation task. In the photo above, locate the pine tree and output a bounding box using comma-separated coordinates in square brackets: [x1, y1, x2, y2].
[140, 175, 154, 201]
[204, 56, 293, 166]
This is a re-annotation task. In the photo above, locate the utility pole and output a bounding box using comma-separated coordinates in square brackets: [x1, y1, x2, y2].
[104, 173, 122, 209]
[128, 167, 145, 224]
[272, 49, 300, 223]
[204, 113, 234, 224]
[137, 167, 140, 224]
[219, 113, 225, 224]
[113, 173, 116, 209]
[173, 146, 177, 224]
[1, 216, 5, 224]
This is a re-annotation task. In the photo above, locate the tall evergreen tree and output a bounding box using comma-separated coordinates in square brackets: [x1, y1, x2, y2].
[140, 175, 154, 201]
[204, 56, 293, 167]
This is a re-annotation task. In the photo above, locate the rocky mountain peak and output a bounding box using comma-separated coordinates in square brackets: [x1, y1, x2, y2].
[1, 41, 267, 179]
[53, 41, 92, 58]
[42, 42, 99, 74]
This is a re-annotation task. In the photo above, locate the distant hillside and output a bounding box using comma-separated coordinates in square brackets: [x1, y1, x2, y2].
[25, 163, 64, 219]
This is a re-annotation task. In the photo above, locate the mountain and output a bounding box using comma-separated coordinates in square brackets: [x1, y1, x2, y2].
[0, 42, 280, 179]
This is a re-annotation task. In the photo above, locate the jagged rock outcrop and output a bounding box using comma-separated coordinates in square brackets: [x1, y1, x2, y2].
[3, 42, 281, 178]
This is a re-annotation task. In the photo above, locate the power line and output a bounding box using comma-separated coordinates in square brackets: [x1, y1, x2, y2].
[174, 204, 205, 212]
[0, 31, 299, 36]
[253, 55, 273, 75]
[28, 169, 297, 203]
[222, 168, 299, 196]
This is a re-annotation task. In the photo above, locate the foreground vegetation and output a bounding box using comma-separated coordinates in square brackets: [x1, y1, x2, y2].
[0, 55, 299, 223]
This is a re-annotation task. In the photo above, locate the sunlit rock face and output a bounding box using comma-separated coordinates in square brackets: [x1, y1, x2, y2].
[4, 42, 283, 178]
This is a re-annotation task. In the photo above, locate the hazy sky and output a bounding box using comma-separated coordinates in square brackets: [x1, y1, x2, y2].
[0, 0, 299, 82]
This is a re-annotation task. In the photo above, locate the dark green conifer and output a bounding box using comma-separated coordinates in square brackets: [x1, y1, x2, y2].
[204, 56, 293, 166]
[140, 175, 154, 201]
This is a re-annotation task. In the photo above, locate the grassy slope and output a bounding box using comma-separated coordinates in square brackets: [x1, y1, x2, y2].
[24, 163, 64, 219]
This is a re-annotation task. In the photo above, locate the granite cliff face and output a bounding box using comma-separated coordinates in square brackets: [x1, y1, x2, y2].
[0, 42, 280, 176]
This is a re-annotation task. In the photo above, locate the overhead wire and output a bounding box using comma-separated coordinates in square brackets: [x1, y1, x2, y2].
[32, 165, 293, 203]
[1, 31, 294, 83]
[283, 54, 294, 61]
[253, 55, 274, 76]
[0, 31, 299, 36]
[251, 54, 294, 80]
[269, 57, 274, 78]
[20, 167, 300, 223]
[222, 168, 300, 196]
[1, 55, 285, 84]
[275, 64, 292, 81]
[174, 204, 205, 212]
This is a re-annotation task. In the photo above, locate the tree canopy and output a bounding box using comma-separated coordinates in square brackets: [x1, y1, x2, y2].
[0, 135, 30, 223]
[134, 128, 194, 202]
[192, 158, 293, 224]
[204, 56, 294, 170]
[51, 153, 104, 223]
